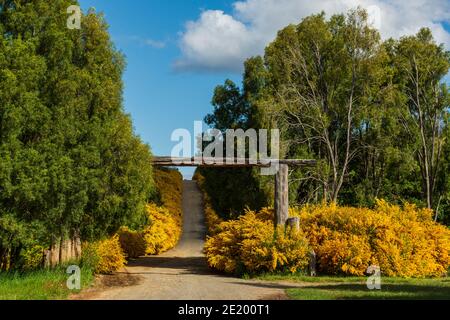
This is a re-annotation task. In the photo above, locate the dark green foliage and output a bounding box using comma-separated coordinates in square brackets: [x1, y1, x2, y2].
[198, 77, 269, 218]
[197, 166, 268, 219]
[0, 0, 154, 269]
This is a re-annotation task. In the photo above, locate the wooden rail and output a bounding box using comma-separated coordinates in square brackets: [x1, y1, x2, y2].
[151, 157, 317, 167]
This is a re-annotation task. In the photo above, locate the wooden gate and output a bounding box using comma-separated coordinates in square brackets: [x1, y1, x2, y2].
[151, 157, 316, 227]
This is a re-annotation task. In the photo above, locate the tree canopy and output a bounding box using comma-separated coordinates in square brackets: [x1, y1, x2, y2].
[201, 8, 450, 223]
[0, 0, 154, 269]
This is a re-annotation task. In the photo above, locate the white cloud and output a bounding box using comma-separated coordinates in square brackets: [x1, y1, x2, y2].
[174, 10, 258, 72]
[175, 0, 450, 72]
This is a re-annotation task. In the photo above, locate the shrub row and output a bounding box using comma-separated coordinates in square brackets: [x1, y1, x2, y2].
[197, 172, 310, 275]
[204, 209, 310, 275]
[118, 169, 183, 261]
[205, 201, 450, 278]
[82, 168, 184, 274]
[82, 235, 126, 274]
[154, 169, 183, 219]
[143, 204, 181, 255]
[296, 200, 450, 277]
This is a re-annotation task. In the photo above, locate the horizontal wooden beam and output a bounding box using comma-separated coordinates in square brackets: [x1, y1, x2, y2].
[151, 157, 317, 167]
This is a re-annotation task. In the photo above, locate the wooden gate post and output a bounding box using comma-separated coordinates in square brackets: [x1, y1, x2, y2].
[275, 164, 289, 226]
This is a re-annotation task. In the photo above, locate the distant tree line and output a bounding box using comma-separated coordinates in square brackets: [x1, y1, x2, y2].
[0, 0, 153, 270]
[199, 9, 450, 225]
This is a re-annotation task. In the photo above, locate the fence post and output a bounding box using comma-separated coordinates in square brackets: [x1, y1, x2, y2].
[275, 164, 289, 226]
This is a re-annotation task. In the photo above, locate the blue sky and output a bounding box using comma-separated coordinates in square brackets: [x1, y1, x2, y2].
[78, 1, 450, 178]
[79, 0, 242, 178]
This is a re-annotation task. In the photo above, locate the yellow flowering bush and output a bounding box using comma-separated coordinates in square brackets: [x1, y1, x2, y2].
[154, 168, 183, 220]
[116, 168, 183, 259]
[313, 233, 373, 276]
[144, 204, 181, 255]
[205, 210, 310, 274]
[83, 235, 126, 274]
[270, 227, 311, 274]
[118, 227, 147, 259]
[296, 200, 450, 277]
[206, 201, 450, 278]
[195, 170, 450, 278]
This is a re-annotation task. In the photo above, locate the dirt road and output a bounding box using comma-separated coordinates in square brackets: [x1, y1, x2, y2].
[85, 181, 294, 300]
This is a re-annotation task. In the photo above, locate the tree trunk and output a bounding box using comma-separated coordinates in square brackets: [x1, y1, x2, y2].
[59, 231, 64, 266]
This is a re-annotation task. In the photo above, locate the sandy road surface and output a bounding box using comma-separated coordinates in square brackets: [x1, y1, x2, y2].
[80, 181, 299, 300]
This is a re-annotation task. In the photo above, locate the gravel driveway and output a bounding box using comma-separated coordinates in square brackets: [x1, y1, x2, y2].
[82, 181, 292, 300]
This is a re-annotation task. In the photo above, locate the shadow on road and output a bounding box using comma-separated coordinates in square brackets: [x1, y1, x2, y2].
[120, 256, 218, 276]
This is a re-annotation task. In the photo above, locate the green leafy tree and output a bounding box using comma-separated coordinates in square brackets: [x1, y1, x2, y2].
[198, 78, 269, 218]
[201, 8, 450, 222]
[393, 28, 450, 209]
[263, 9, 386, 202]
[0, 0, 154, 268]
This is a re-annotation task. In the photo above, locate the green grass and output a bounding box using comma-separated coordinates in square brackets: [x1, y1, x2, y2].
[254, 273, 450, 300]
[0, 265, 94, 300]
[255, 273, 366, 283]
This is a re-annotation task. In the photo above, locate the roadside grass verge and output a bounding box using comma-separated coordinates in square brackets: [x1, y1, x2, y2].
[253, 273, 364, 283]
[0, 265, 94, 300]
[253, 272, 450, 300]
